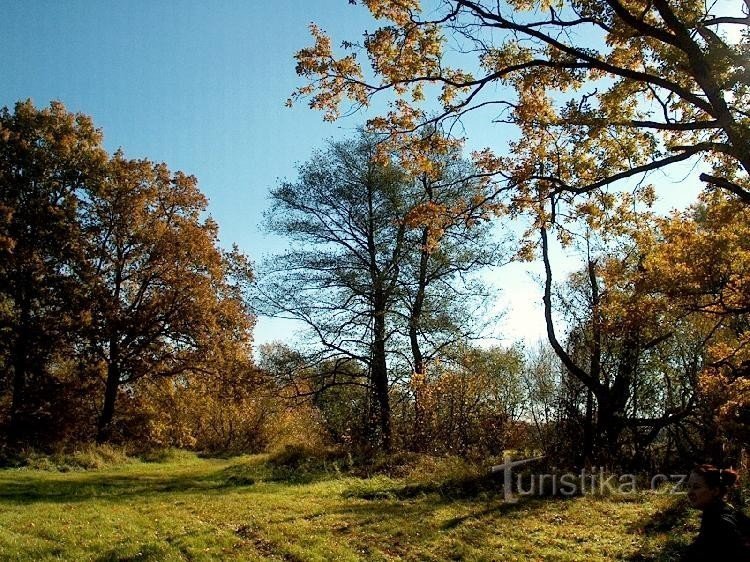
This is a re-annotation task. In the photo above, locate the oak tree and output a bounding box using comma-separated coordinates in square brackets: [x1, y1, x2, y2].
[0, 100, 106, 441]
[82, 152, 254, 442]
[639, 189, 750, 453]
[292, 0, 750, 206]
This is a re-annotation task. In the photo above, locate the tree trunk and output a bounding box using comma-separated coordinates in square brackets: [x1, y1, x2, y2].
[371, 308, 391, 452]
[583, 388, 594, 466]
[409, 177, 432, 378]
[584, 257, 600, 466]
[97, 338, 120, 443]
[8, 291, 30, 443]
[601, 333, 639, 465]
[409, 223, 430, 450]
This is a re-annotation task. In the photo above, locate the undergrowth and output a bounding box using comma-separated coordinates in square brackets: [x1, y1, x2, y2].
[1, 443, 132, 471]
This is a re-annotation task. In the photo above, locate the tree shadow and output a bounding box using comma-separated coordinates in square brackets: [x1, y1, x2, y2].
[440, 495, 568, 530]
[343, 469, 583, 508]
[0, 467, 258, 505]
[311, 489, 575, 561]
[340, 469, 574, 530]
[625, 498, 694, 561]
[343, 470, 507, 502]
[0, 457, 354, 506]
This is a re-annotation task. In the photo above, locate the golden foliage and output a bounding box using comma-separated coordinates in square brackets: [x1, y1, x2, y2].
[292, 0, 750, 235]
[401, 346, 527, 456]
[291, 23, 367, 121]
[629, 189, 750, 440]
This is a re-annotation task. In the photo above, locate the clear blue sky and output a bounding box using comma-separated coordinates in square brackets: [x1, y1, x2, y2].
[1, 1, 382, 250]
[1, 1, 389, 345]
[1, 1, 710, 347]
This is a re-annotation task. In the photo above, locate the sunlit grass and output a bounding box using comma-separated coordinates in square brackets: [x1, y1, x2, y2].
[0, 453, 697, 561]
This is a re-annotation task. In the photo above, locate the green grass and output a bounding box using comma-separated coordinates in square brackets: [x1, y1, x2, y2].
[0, 452, 698, 561]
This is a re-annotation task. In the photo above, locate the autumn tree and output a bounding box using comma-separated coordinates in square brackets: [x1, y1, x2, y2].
[81, 152, 254, 442]
[536, 194, 718, 466]
[259, 134, 408, 450]
[292, 0, 750, 208]
[537, 187, 750, 464]
[260, 132, 503, 451]
[638, 189, 750, 457]
[0, 100, 107, 441]
[0, 100, 256, 448]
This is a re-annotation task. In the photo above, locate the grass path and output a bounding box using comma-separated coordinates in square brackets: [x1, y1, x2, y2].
[0, 454, 697, 561]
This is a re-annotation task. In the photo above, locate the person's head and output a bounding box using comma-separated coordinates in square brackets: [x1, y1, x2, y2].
[687, 464, 738, 510]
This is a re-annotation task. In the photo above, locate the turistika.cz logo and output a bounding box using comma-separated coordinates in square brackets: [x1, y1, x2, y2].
[490, 453, 687, 502]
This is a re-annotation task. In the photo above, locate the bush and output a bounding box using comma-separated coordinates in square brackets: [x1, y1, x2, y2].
[359, 451, 424, 478]
[66, 443, 130, 469]
[1, 443, 131, 471]
[268, 443, 348, 470]
[139, 448, 198, 464]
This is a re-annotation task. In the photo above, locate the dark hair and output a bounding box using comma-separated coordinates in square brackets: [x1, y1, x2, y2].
[692, 464, 738, 491]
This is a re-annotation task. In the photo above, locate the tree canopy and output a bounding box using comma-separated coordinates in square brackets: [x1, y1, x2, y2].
[0, 100, 107, 441]
[290, 0, 750, 462]
[292, 0, 750, 208]
[0, 100, 255, 445]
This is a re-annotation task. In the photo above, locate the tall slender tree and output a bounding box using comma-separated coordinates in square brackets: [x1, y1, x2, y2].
[260, 134, 407, 450]
[394, 141, 507, 445]
[260, 132, 507, 451]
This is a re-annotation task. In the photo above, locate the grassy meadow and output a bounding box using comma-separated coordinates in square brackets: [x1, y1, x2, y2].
[0, 449, 700, 561]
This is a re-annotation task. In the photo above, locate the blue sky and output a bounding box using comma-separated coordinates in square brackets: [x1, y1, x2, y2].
[1, 1, 388, 345]
[1, 1, 382, 249]
[1, 1, 715, 347]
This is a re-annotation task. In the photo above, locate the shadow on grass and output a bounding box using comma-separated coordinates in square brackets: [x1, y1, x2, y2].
[315, 490, 575, 559]
[342, 469, 579, 531]
[0, 462, 265, 505]
[0, 454, 354, 505]
[343, 470, 506, 501]
[626, 498, 694, 561]
[343, 469, 583, 505]
[438, 495, 574, 530]
[220, 459, 345, 486]
[0, 474, 234, 505]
